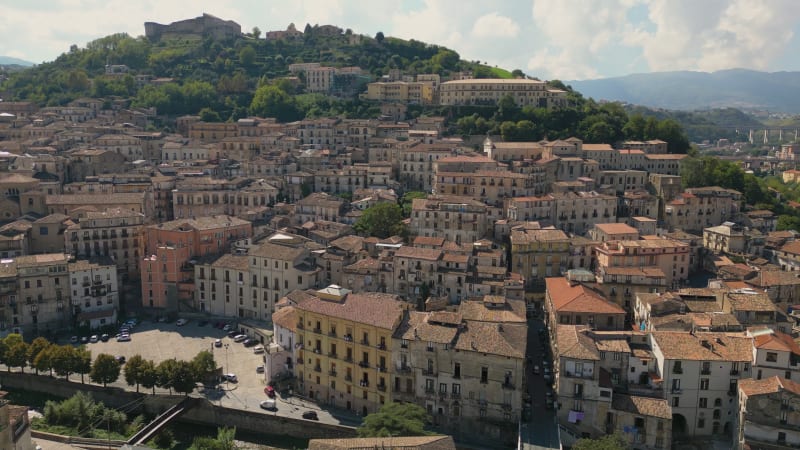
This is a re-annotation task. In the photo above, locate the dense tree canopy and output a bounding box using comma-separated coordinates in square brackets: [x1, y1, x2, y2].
[357, 402, 432, 438]
[354, 202, 405, 239]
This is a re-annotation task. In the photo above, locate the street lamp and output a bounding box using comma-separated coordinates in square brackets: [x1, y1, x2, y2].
[224, 343, 230, 388]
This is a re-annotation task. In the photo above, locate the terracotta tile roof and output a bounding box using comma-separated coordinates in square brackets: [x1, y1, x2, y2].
[210, 254, 250, 271]
[727, 292, 777, 312]
[546, 277, 625, 315]
[454, 320, 526, 359]
[458, 297, 526, 323]
[394, 311, 459, 344]
[153, 215, 250, 231]
[249, 242, 306, 261]
[343, 257, 381, 273]
[747, 271, 800, 287]
[272, 305, 298, 332]
[594, 223, 639, 235]
[297, 291, 405, 330]
[651, 331, 753, 361]
[612, 394, 672, 419]
[329, 235, 364, 253]
[556, 325, 600, 360]
[754, 330, 800, 355]
[739, 376, 800, 398]
[413, 236, 445, 247]
[510, 228, 569, 244]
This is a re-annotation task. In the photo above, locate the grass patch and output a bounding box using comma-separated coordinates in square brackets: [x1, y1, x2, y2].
[489, 67, 513, 78]
[31, 417, 128, 440]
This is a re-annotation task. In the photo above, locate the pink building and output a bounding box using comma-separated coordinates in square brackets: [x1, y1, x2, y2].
[141, 215, 252, 309]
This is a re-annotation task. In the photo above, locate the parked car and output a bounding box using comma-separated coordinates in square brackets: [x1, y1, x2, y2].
[115, 356, 126, 365]
[223, 324, 233, 332]
[302, 411, 319, 420]
[243, 338, 258, 347]
[253, 344, 265, 354]
[259, 399, 276, 411]
[70, 336, 78, 344]
[117, 334, 131, 342]
[227, 330, 239, 338]
[89, 335, 99, 343]
[214, 339, 223, 348]
[100, 334, 110, 342]
[233, 334, 248, 343]
[256, 365, 265, 374]
[81, 336, 89, 344]
[175, 318, 188, 326]
[224, 373, 237, 383]
[533, 365, 540, 375]
[264, 385, 275, 397]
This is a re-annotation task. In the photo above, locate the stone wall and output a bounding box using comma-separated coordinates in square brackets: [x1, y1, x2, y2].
[0, 373, 355, 440]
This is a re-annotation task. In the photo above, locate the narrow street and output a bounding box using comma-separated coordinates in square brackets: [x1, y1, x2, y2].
[520, 316, 561, 450]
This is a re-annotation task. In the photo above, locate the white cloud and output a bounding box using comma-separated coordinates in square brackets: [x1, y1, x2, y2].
[472, 12, 520, 38]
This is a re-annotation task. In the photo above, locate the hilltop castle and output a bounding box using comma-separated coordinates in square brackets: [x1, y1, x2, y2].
[144, 13, 241, 41]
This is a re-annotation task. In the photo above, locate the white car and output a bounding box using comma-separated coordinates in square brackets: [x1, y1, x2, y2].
[117, 334, 131, 342]
[224, 373, 237, 383]
[233, 334, 248, 343]
[259, 399, 276, 410]
[253, 344, 265, 354]
[89, 335, 99, 343]
[175, 318, 188, 326]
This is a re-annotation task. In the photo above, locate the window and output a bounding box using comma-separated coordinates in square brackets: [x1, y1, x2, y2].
[439, 383, 447, 394]
[480, 367, 488, 384]
[39, 226, 48, 235]
[425, 379, 434, 392]
[672, 397, 679, 407]
[700, 378, 709, 390]
[765, 351, 779, 362]
[699, 398, 707, 408]
[454, 363, 461, 378]
[697, 418, 705, 428]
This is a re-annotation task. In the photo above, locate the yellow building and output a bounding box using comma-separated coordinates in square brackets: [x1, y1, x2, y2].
[365, 82, 434, 104]
[510, 226, 570, 288]
[295, 285, 408, 416]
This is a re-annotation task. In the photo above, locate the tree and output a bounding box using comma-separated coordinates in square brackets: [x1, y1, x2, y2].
[375, 31, 385, 43]
[157, 358, 179, 394]
[74, 346, 92, 383]
[191, 350, 216, 382]
[511, 69, 525, 78]
[90, 353, 121, 387]
[251, 27, 261, 39]
[50, 345, 76, 379]
[27, 337, 51, 374]
[354, 202, 405, 239]
[357, 402, 432, 437]
[32, 344, 55, 376]
[400, 191, 427, 217]
[249, 85, 301, 122]
[172, 360, 198, 396]
[199, 107, 222, 122]
[124, 354, 146, 392]
[5, 342, 29, 372]
[571, 433, 629, 450]
[239, 46, 256, 67]
[188, 427, 237, 450]
[139, 359, 159, 395]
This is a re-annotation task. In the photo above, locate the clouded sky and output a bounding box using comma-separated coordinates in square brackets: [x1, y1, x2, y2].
[2, 0, 799, 80]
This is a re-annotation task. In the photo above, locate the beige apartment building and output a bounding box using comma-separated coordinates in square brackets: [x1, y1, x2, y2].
[13, 254, 71, 336]
[409, 195, 490, 245]
[510, 227, 570, 287]
[66, 208, 145, 281]
[650, 331, 753, 437]
[392, 299, 527, 447]
[294, 193, 347, 225]
[439, 79, 567, 108]
[551, 191, 618, 235]
[94, 134, 143, 161]
[68, 258, 119, 330]
[364, 81, 435, 104]
[664, 187, 742, 233]
[736, 377, 800, 450]
[433, 170, 534, 207]
[195, 232, 321, 318]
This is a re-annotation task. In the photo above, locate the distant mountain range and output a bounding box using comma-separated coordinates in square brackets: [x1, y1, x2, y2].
[0, 56, 34, 66]
[568, 69, 800, 113]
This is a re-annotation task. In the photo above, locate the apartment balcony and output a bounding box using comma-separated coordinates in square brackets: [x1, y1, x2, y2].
[359, 361, 370, 368]
[701, 368, 711, 375]
[573, 391, 583, 399]
[672, 367, 683, 375]
[671, 388, 682, 395]
[296, 322, 304, 330]
[422, 369, 437, 376]
[451, 392, 461, 399]
[312, 348, 321, 354]
[344, 356, 353, 363]
[425, 387, 435, 394]
[563, 371, 594, 380]
[329, 370, 337, 377]
[359, 380, 369, 388]
[328, 331, 337, 338]
[313, 327, 322, 334]
[730, 369, 740, 376]
[361, 339, 370, 346]
[376, 343, 387, 351]
[377, 366, 387, 373]
[377, 384, 387, 392]
[328, 352, 338, 359]
[314, 366, 322, 373]
[345, 374, 352, 382]
[397, 364, 411, 373]
[502, 382, 515, 390]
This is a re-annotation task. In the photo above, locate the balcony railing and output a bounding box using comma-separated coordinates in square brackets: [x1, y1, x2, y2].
[328, 352, 337, 358]
[573, 391, 583, 399]
[376, 343, 387, 350]
[730, 369, 740, 376]
[328, 331, 337, 338]
[329, 370, 337, 376]
[502, 382, 515, 390]
[313, 327, 322, 334]
[314, 366, 322, 373]
[377, 384, 386, 392]
[359, 361, 370, 368]
[672, 367, 683, 374]
[451, 392, 461, 399]
[398, 364, 411, 373]
[359, 380, 369, 387]
[344, 356, 353, 363]
[422, 369, 437, 376]
[345, 374, 352, 382]
[701, 368, 711, 375]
